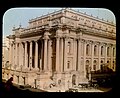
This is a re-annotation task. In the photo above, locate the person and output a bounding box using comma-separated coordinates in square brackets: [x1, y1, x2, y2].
[4, 77, 13, 93]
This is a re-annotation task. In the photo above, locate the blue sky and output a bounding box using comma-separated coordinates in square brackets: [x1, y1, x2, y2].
[3, 7, 116, 38]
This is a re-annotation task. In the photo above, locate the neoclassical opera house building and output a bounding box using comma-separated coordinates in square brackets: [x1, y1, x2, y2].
[2, 8, 116, 91]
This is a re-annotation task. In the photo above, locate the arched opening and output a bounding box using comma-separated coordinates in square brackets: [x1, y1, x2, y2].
[67, 61, 70, 69]
[101, 46, 104, 56]
[113, 48, 115, 57]
[86, 60, 90, 78]
[94, 45, 97, 56]
[68, 42, 71, 54]
[21, 77, 25, 85]
[23, 77, 25, 85]
[100, 60, 104, 71]
[17, 76, 19, 84]
[72, 74, 76, 86]
[107, 47, 110, 57]
[58, 79, 61, 85]
[113, 61, 115, 69]
[34, 79, 37, 88]
[93, 60, 97, 71]
[86, 44, 90, 56]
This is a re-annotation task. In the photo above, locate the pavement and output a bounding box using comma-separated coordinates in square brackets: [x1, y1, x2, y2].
[1, 80, 112, 93]
[44, 86, 112, 92]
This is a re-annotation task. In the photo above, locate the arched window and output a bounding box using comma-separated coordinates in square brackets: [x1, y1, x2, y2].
[101, 46, 104, 56]
[93, 65, 96, 71]
[94, 45, 97, 56]
[113, 61, 115, 69]
[113, 48, 115, 57]
[68, 42, 71, 54]
[67, 61, 70, 69]
[86, 44, 90, 56]
[93, 60, 97, 71]
[107, 47, 110, 56]
[86, 60, 89, 65]
[100, 60, 104, 71]
[101, 60, 103, 63]
[86, 60, 89, 74]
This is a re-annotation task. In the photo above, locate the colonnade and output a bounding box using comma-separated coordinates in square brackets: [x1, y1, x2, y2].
[8, 30, 116, 75]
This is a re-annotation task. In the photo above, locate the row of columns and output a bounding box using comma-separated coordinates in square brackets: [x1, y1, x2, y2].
[9, 30, 115, 75]
[9, 40, 43, 70]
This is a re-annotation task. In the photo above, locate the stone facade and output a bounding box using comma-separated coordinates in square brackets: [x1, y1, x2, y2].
[2, 8, 116, 91]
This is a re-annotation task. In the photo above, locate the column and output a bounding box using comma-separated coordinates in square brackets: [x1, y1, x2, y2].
[110, 45, 113, 69]
[19, 43, 21, 69]
[60, 38, 63, 72]
[9, 43, 12, 67]
[63, 37, 68, 71]
[29, 41, 33, 70]
[44, 39, 48, 71]
[83, 40, 86, 77]
[40, 40, 43, 70]
[56, 37, 60, 72]
[77, 38, 81, 71]
[15, 43, 18, 69]
[35, 41, 38, 70]
[12, 43, 15, 69]
[73, 38, 76, 70]
[98, 43, 101, 70]
[21, 43, 24, 68]
[15, 43, 17, 65]
[75, 39, 77, 70]
[48, 40, 52, 71]
[25, 42, 28, 69]
[17, 43, 19, 67]
[105, 44, 107, 63]
[91, 42, 94, 71]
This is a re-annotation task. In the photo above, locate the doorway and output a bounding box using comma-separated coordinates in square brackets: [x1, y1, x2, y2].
[72, 74, 76, 86]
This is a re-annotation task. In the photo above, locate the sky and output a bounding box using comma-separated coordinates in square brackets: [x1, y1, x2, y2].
[3, 7, 116, 38]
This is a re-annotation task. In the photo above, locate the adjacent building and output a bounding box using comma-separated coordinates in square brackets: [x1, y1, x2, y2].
[2, 37, 9, 69]
[2, 8, 116, 91]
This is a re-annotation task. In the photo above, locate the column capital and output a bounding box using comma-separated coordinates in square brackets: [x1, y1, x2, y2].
[34, 40, 39, 43]
[81, 39, 86, 43]
[55, 35, 61, 39]
[63, 35, 69, 40]
[101, 42, 107, 46]
[43, 35, 49, 40]
[10, 43, 13, 46]
[22, 41, 27, 44]
[76, 36, 82, 41]
[11, 41, 15, 45]
[86, 40, 93, 44]
[56, 28, 62, 34]
[107, 43, 113, 47]
[43, 31, 50, 40]
[73, 37, 77, 41]
[44, 30, 50, 35]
